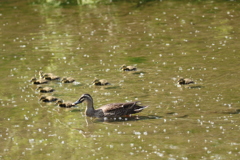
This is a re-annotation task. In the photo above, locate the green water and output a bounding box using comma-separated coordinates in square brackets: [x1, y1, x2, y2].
[0, 0, 240, 159]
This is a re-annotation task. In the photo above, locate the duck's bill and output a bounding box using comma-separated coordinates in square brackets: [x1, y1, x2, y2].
[72, 100, 83, 105]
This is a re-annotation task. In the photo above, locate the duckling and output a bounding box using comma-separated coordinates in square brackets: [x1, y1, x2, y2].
[30, 77, 48, 84]
[56, 99, 76, 108]
[72, 94, 148, 118]
[120, 65, 137, 71]
[43, 74, 60, 80]
[61, 77, 75, 83]
[36, 86, 54, 93]
[39, 71, 54, 78]
[39, 95, 58, 102]
[92, 79, 110, 86]
[178, 78, 194, 85]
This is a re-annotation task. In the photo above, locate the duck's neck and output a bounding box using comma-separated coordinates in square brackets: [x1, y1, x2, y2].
[85, 98, 95, 117]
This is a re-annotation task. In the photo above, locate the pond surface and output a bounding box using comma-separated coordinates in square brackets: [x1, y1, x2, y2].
[0, 0, 240, 159]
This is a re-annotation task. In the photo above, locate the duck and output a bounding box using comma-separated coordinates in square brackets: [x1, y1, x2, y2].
[178, 78, 194, 85]
[120, 65, 137, 71]
[30, 77, 48, 84]
[92, 79, 110, 86]
[39, 95, 58, 102]
[56, 99, 76, 108]
[61, 77, 75, 83]
[36, 86, 54, 93]
[72, 94, 148, 118]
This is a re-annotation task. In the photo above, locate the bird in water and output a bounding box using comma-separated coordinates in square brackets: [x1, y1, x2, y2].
[61, 77, 75, 83]
[120, 65, 137, 71]
[72, 94, 148, 118]
[178, 78, 194, 85]
[30, 77, 48, 84]
[56, 99, 76, 108]
[92, 79, 110, 86]
[39, 95, 58, 102]
[36, 86, 54, 93]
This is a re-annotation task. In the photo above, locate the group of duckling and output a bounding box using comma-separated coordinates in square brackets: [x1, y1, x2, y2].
[30, 65, 194, 119]
[30, 71, 76, 108]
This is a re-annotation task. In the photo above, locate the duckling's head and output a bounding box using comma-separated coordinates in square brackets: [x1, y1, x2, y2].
[39, 95, 47, 101]
[56, 99, 63, 104]
[30, 77, 37, 82]
[36, 86, 43, 90]
[120, 65, 127, 70]
[178, 78, 185, 84]
[92, 79, 100, 84]
[61, 77, 67, 81]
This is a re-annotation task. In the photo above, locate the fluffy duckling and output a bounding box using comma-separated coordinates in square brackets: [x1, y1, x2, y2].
[30, 77, 48, 84]
[43, 75, 60, 80]
[61, 77, 75, 83]
[92, 79, 110, 86]
[36, 86, 54, 93]
[56, 99, 76, 108]
[120, 65, 137, 71]
[39, 95, 58, 102]
[178, 78, 194, 85]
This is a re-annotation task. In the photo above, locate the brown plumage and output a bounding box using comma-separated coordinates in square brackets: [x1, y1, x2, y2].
[36, 86, 54, 93]
[72, 94, 148, 118]
[178, 78, 194, 85]
[56, 99, 76, 108]
[120, 65, 137, 71]
[61, 77, 75, 83]
[39, 71, 54, 78]
[92, 79, 110, 86]
[30, 77, 48, 84]
[39, 95, 58, 102]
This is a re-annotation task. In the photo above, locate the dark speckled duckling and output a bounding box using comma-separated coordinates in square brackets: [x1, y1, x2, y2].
[56, 99, 76, 108]
[61, 77, 75, 83]
[39, 95, 58, 102]
[43, 75, 60, 80]
[92, 79, 110, 86]
[178, 78, 194, 85]
[30, 77, 48, 84]
[120, 65, 137, 71]
[36, 86, 54, 93]
[39, 71, 60, 80]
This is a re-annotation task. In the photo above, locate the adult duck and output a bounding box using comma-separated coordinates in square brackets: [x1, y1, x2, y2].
[72, 94, 148, 118]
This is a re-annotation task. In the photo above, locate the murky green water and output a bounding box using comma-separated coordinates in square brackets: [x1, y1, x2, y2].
[0, 0, 240, 159]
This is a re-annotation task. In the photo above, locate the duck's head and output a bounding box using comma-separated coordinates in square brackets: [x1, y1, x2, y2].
[73, 94, 92, 105]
